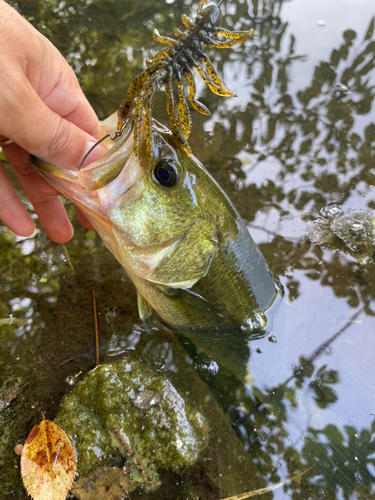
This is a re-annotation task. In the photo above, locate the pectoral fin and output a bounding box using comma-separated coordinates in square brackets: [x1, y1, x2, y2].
[137, 293, 155, 324]
[113, 220, 218, 289]
[151, 220, 219, 288]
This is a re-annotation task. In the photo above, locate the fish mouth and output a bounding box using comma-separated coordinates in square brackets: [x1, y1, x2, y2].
[30, 118, 140, 226]
[31, 157, 106, 223]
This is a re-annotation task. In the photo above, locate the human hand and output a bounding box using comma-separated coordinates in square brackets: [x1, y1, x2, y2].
[0, 0, 105, 243]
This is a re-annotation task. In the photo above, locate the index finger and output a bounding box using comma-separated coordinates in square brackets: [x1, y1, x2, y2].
[3, 144, 74, 243]
[0, 160, 36, 236]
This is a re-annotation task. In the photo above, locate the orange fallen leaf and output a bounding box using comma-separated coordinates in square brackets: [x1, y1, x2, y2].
[21, 420, 76, 500]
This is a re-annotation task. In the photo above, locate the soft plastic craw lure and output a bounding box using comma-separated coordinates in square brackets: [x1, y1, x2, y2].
[117, 0, 253, 158]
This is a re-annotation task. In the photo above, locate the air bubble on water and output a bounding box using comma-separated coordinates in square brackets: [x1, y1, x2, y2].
[351, 222, 364, 232]
[194, 358, 219, 377]
[320, 203, 340, 218]
[308, 207, 375, 256]
[153, 357, 166, 370]
[66, 376, 77, 386]
[251, 312, 267, 331]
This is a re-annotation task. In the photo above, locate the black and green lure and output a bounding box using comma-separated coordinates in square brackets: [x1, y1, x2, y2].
[117, 0, 253, 158]
[80, 0, 253, 169]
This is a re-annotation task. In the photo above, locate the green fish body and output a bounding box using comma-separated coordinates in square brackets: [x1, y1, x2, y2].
[32, 114, 278, 377]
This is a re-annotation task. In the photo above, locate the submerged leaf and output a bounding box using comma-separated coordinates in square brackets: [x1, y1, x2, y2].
[20, 420, 76, 500]
[72, 467, 136, 500]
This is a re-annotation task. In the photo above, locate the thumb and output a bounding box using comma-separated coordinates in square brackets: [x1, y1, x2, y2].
[0, 72, 99, 170]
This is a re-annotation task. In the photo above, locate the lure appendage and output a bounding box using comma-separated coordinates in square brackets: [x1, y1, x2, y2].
[117, 0, 253, 158]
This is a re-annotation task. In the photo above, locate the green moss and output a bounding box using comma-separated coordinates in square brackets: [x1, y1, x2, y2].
[55, 359, 209, 490]
[0, 300, 9, 320]
[0, 408, 15, 497]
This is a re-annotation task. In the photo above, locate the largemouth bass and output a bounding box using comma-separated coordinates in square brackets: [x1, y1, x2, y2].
[32, 113, 277, 379]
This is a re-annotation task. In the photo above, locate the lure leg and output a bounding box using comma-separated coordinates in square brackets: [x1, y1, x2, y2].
[174, 28, 188, 42]
[180, 59, 211, 116]
[133, 71, 166, 157]
[175, 69, 192, 139]
[192, 48, 237, 97]
[199, 31, 253, 48]
[208, 27, 254, 40]
[196, 0, 210, 17]
[181, 14, 195, 31]
[153, 28, 181, 49]
[165, 67, 192, 155]
[143, 83, 160, 157]
[117, 61, 164, 126]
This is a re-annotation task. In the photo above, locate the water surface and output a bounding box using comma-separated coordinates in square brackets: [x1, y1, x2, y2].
[1, 0, 375, 498]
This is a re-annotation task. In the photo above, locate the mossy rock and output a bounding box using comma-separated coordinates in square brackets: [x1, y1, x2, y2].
[55, 358, 209, 491]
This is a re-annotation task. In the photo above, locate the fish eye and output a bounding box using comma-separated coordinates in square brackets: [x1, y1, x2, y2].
[153, 159, 180, 187]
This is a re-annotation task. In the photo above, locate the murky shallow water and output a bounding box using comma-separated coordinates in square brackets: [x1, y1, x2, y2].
[1, 0, 375, 498]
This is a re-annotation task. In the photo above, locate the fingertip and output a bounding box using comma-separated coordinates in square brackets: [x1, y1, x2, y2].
[0, 160, 37, 237]
[75, 206, 95, 230]
[47, 224, 74, 244]
[10, 218, 36, 238]
[35, 197, 74, 243]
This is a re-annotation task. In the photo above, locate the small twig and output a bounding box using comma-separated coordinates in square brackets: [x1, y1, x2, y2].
[276, 308, 364, 390]
[307, 308, 362, 364]
[62, 244, 74, 273]
[221, 466, 314, 499]
[92, 290, 100, 366]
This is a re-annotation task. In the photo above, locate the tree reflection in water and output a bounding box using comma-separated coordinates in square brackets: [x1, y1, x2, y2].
[1, 0, 375, 498]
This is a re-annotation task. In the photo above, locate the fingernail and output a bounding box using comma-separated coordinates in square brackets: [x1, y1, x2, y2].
[26, 228, 38, 238]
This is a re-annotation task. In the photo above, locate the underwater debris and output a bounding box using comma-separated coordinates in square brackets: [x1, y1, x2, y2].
[116, 0, 253, 158]
[307, 207, 375, 258]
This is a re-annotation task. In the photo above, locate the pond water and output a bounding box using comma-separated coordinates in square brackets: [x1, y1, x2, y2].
[1, 0, 375, 498]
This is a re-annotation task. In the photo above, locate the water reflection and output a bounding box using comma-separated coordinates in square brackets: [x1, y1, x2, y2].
[1, 0, 375, 498]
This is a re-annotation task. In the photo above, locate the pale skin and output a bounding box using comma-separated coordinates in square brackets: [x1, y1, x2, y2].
[0, 0, 106, 243]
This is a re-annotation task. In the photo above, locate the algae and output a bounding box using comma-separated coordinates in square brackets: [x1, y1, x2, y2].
[55, 358, 209, 490]
[72, 467, 136, 500]
[307, 207, 375, 259]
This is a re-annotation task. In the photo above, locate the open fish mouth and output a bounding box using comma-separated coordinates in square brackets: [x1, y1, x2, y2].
[31, 116, 136, 221]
